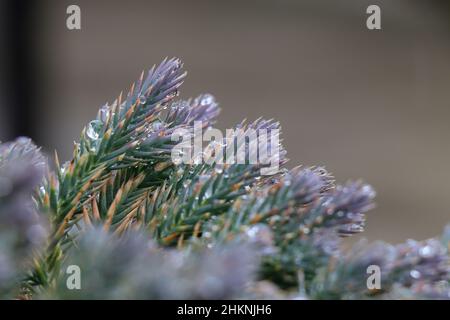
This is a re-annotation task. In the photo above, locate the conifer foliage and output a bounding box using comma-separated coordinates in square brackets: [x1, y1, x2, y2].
[0, 58, 448, 299]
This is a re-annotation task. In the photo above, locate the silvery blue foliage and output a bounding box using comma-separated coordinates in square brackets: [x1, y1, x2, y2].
[42, 227, 258, 299]
[0, 138, 48, 297]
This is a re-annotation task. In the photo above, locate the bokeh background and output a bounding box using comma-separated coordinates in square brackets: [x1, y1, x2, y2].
[1, 0, 449, 243]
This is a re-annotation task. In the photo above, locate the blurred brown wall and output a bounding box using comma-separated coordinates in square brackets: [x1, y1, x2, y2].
[5, 0, 450, 243]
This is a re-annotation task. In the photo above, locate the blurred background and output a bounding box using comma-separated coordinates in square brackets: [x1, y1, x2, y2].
[1, 0, 449, 243]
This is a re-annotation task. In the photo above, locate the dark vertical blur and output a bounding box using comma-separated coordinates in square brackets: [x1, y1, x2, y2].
[1, 0, 39, 141]
[0, 1, 8, 139]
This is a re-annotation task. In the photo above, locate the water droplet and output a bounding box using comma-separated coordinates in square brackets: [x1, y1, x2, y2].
[348, 223, 363, 233]
[203, 232, 212, 240]
[183, 180, 192, 189]
[200, 94, 214, 106]
[173, 101, 189, 110]
[192, 152, 204, 165]
[204, 189, 212, 199]
[99, 104, 110, 123]
[174, 59, 182, 69]
[152, 121, 163, 131]
[419, 245, 435, 258]
[171, 90, 179, 98]
[58, 165, 66, 177]
[138, 95, 147, 105]
[301, 227, 310, 235]
[410, 270, 421, 279]
[86, 120, 102, 140]
[246, 224, 272, 242]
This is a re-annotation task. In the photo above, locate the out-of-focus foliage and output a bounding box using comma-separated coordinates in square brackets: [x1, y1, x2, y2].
[40, 227, 258, 299]
[0, 138, 48, 298]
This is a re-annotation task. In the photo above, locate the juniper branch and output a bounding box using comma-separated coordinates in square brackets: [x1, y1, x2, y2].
[200, 167, 375, 288]
[28, 58, 220, 289]
[139, 119, 287, 246]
